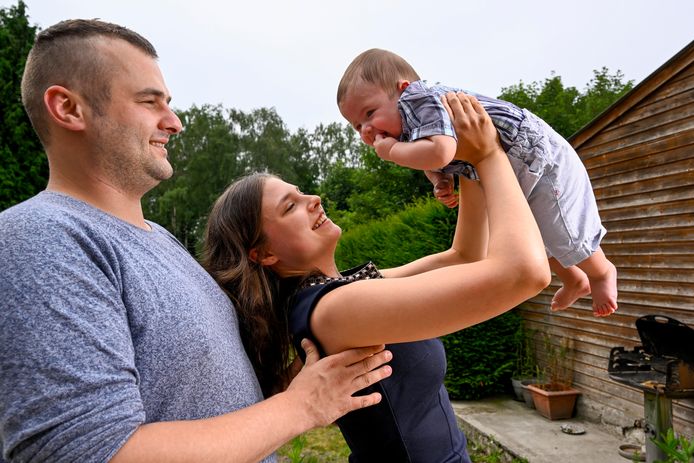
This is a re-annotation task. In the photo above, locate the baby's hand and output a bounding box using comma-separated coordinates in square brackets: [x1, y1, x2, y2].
[373, 134, 398, 162]
[425, 171, 458, 208]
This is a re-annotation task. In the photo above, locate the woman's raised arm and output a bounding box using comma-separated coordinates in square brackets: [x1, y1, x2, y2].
[311, 94, 550, 354]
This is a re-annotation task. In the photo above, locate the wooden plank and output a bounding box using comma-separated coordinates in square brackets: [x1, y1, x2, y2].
[616, 266, 694, 283]
[588, 143, 694, 183]
[581, 130, 694, 170]
[579, 116, 694, 162]
[601, 241, 694, 255]
[599, 198, 694, 221]
[527, 294, 694, 324]
[597, 185, 693, 210]
[589, 100, 694, 148]
[602, 216, 694, 234]
[604, 77, 694, 131]
[590, 157, 694, 190]
[593, 171, 693, 201]
[602, 226, 694, 243]
[607, 254, 694, 269]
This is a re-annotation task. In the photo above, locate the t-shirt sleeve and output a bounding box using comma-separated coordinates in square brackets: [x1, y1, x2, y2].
[0, 214, 144, 462]
[399, 85, 457, 142]
[288, 281, 351, 360]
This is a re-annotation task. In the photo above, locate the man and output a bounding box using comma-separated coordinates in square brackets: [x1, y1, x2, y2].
[0, 19, 391, 462]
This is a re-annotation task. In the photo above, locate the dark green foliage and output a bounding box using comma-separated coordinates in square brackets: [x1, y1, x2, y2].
[653, 428, 694, 463]
[498, 68, 633, 138]
[335, 199, 522, 400]
[322, 147, 434, 233]
[442, 310, 522, 400]
[0, 1, 46, 211]
[334, 197, 456, 269]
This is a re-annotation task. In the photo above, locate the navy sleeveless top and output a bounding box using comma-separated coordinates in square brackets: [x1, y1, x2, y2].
[288, 263, 471, 463]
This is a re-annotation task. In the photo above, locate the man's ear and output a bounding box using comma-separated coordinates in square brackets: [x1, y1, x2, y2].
[397, 80, 410, 92]
[43, 85, 86, 132]
[249, 248, 278, 267]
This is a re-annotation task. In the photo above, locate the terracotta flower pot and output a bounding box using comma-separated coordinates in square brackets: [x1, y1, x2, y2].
[526, 383, 581, 420]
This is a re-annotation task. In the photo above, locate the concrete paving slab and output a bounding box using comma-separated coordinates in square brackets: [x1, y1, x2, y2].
[453, 397, 633, 463]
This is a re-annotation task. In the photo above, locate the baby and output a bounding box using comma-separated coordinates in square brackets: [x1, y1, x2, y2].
[337, 48, 618, 317]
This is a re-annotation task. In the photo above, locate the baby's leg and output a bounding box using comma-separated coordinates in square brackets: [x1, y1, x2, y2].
[549, 258, 590, 312]
[576, 247, 618, 317]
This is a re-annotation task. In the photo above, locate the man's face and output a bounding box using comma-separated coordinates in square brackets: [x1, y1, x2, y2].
[86, 38, 183, 196]
[339, 80, 403, 146]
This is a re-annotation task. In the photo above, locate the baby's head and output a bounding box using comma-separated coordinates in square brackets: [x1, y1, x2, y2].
[337, 49, 420, 146]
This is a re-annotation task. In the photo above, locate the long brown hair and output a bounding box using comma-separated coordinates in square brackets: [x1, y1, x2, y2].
[201, 172, 296, 397]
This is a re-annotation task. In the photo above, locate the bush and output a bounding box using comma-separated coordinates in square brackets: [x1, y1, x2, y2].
[335, 198, 522, 400]
[442, 310, 521, 399]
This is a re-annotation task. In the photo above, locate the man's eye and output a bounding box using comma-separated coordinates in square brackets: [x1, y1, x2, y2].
[366, 110, 374, 117]
[286, 203, 295, 212]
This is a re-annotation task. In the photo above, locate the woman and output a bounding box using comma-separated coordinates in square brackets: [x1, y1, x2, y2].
[202, 93, 550, 462]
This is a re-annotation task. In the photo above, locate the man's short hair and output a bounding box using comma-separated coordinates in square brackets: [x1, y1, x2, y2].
[337, 48, 420, 106]
[21, 19, 158, 146]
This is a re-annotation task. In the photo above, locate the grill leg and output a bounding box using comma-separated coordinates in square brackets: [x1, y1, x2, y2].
[643, 391, 673, 463]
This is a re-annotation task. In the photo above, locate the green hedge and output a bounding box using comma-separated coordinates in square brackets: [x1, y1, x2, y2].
[335, 198, 521, 400]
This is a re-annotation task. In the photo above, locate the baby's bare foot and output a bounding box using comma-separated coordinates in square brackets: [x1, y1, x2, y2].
[551, 275, 591, 312]
[589, 262, 618, 317]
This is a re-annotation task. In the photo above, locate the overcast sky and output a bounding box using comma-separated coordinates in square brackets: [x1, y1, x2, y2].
[6, 0, 694, 132]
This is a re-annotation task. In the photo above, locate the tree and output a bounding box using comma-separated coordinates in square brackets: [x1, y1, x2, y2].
[144, 104, 245, 252]
[0, 1, 45, 211]
[498, 68, 633, 138]
[144, 105, 322, 253]
[229, 107, 318, 192]
[319, 142, 433, 231]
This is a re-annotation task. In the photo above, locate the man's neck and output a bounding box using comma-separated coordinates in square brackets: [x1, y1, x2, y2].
[47, 175, 150, 230]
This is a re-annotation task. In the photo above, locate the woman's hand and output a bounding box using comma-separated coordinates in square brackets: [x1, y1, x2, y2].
[441, 92, 501, 165]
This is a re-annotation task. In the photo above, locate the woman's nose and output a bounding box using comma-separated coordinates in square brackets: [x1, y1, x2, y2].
[308, 194, 321, 210]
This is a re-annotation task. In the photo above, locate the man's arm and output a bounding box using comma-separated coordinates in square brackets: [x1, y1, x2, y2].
[112, 340, 392, 463]
[374, 134, 456, 171]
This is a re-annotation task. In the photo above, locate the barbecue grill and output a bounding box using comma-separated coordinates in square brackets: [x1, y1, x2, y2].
[608, 315, 694, 462]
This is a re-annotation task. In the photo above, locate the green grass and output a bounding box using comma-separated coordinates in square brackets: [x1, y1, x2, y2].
[277, 425, 349, 463]
[277, 424, 527, 462]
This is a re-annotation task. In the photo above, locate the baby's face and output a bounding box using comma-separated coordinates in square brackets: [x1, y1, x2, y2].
[339, 80, 403, 146]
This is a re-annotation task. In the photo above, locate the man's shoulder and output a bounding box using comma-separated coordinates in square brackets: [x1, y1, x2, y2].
[1, 192, 96, 240]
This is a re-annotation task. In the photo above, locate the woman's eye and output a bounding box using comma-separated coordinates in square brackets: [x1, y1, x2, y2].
[286, 203, 295, 212]
[366, 109, 374, 118]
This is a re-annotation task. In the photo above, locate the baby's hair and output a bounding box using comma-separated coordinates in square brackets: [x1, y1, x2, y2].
[337, 48, 420, 105]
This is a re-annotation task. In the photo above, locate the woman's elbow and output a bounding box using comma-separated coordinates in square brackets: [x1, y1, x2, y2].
[522, 257, 551, 293]
[505, 255, 550, 297]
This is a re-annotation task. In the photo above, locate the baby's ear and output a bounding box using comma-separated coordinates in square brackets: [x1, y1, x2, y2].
[397, 80, 410, 92]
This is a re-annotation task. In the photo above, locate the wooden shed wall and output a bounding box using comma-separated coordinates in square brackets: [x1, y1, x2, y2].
[519, 46, 694, 437]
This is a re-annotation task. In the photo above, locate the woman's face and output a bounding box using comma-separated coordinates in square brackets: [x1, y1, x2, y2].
[259, 177, 342, 277]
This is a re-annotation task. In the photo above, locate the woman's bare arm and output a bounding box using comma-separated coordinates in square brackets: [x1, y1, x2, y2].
[312, 94, 550, 355]
[381, 178, 488, 278]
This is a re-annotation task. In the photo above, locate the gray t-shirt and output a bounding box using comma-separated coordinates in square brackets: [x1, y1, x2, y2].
[0, 192, 269, 462]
